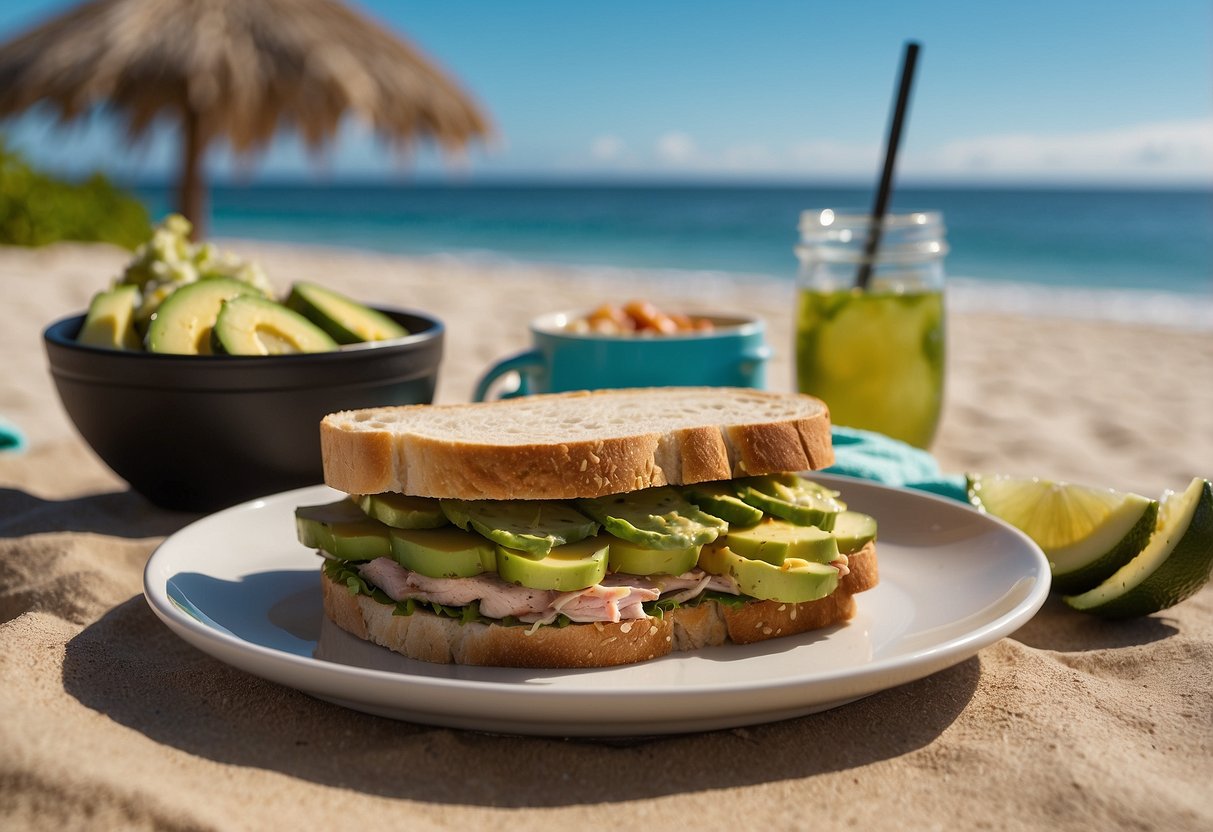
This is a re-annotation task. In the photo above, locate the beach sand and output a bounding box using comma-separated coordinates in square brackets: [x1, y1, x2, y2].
[1, 241, 1211, 830]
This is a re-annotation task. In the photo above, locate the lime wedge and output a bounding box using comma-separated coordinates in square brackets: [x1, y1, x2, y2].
[1063, 478, 1213, 618]
[966, 474, 1157, 593]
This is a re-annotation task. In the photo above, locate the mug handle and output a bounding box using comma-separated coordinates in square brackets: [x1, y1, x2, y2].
[741, 345, 773, 363]
[738, 344, 773, 388]
[473, 349, 545, 401]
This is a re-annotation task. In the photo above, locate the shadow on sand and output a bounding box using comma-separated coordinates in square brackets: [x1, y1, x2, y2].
[1011, 595, 1179, 652]
[0, 488, 197, 539]
[64, 593, 980, 808]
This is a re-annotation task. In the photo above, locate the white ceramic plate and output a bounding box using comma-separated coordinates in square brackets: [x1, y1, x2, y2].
[143, 475, 1049, 737]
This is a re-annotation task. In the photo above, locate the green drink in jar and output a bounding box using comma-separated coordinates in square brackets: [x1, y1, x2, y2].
[795, 210, 947, 449]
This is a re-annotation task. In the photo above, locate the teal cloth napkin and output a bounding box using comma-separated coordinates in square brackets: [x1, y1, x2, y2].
[825, 425, 968, 502]
[0, 417, 25, 452]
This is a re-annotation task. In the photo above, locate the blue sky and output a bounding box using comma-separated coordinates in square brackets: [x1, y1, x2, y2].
[1, 0, 1210, 185]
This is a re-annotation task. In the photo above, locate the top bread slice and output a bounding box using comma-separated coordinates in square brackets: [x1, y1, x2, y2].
[320, 387, 833, 500]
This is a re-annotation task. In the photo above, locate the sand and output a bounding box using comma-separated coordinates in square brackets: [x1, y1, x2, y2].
[1, 241, 1210, 830]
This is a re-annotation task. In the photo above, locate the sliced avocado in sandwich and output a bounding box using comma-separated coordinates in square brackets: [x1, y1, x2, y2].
[606, 536, 701, 577]
[286, 281, 408, 344]
[356, 493, 448, 529]
[440, 499, 599, 556]
[683, 481, 764, 526]
[698, 541, 840, 603]
[390, 527, 496, 579]
[578, 487, 727, 550]
[496, 537, 610, 591]
[723, 519, 839, 565]
[736, 474, 844, 530]
[830, 511, 878, 555]
[296, 499, 393, 561]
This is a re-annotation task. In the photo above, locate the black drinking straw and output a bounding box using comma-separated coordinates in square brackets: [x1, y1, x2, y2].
[856, 41, 921, 290]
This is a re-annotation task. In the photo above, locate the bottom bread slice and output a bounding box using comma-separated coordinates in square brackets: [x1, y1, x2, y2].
[321, 542, 878, 669]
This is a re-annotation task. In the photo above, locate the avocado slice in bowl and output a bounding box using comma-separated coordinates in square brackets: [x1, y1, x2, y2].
[78, 284, 142, 351]
[145, 277, 261, 355]
[212, 295, 338, 355]
[286, 281, 409, 344]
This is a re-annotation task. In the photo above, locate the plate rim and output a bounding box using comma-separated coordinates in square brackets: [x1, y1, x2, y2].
[143, 475, 1051, 721]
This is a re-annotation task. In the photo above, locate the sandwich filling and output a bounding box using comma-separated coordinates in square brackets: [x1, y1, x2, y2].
[300, 473, 875, 630]
[358, 557, 743, 625]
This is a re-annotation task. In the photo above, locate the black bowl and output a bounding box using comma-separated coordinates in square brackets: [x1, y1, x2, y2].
[43, 307, 443, 512]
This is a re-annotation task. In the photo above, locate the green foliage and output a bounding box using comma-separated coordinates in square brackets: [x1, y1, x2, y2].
[0, 137, 151, 249]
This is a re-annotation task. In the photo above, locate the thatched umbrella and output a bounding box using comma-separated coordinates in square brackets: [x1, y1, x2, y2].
[0, 0, 490, 237]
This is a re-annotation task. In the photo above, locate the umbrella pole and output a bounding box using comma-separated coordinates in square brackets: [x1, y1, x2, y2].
[177, 104, 206, 240]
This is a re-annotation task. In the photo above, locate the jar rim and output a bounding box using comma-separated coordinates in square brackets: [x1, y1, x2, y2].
[798, 209, 945, 234]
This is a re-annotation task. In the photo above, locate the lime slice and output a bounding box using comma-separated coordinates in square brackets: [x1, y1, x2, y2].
[966, 474, 1157, 593]
[1063, 478, 1213, 618]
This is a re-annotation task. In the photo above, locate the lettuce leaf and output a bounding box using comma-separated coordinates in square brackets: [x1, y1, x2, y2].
[644, 589, 750, 617]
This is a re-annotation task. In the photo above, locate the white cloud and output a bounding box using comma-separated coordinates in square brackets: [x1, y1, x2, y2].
[584, 119, 1213, 183]
[788, 140, 881, 174]
[590, 134, 623, 162]
[655, 132, 697, 164]
[720, 143, 778, 171]
[919, 118, 1213, 183]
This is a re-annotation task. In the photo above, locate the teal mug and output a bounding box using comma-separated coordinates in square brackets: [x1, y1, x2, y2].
[473, 309, 771, 400]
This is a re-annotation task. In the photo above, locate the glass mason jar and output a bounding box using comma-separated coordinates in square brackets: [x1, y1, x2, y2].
[794, 209, 948, 449]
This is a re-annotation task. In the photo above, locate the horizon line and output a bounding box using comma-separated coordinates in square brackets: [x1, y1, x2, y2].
[118, 176, 1213, 193]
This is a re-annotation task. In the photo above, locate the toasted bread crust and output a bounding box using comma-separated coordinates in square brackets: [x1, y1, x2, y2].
[320, 427, 397, 500]
[674, 425, 732, 484]
[320, 542, 877, 669]
[320, 388, 834, 499]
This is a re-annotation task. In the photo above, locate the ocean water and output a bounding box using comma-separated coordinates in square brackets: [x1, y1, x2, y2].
[134, 183, 1213, 298]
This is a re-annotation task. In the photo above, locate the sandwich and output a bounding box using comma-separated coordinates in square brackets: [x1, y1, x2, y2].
[296, 387, 878, 668]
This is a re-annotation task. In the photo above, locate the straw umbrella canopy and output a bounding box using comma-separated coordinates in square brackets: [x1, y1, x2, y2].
[0, 0, 491, 237]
